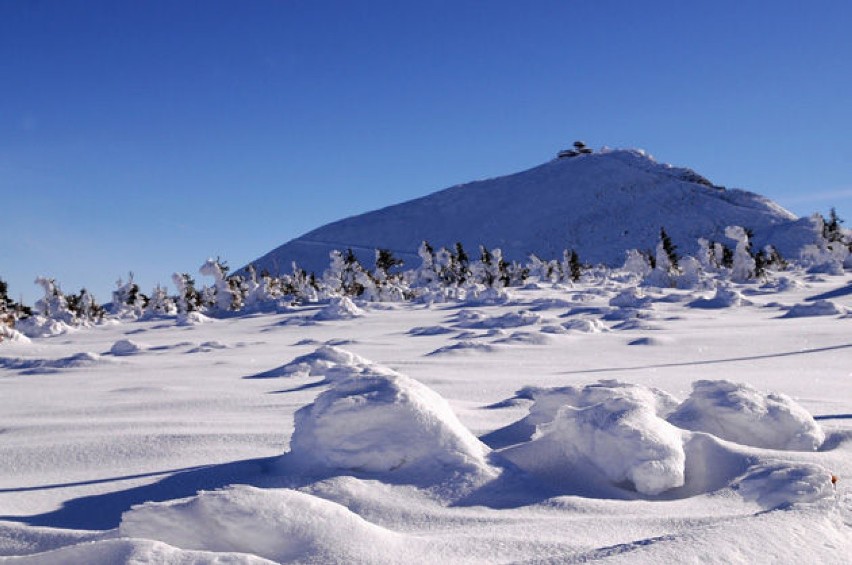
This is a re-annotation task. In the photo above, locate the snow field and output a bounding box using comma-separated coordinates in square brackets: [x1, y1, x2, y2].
[1, 268, 851, 562]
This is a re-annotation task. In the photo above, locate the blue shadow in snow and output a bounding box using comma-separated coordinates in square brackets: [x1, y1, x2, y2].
[0, 457, 279, 531]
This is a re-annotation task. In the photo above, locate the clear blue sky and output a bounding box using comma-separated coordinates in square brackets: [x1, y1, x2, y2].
[2, 1, 850, 304]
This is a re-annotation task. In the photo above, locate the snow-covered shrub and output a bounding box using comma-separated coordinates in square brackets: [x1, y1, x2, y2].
[622, 249, 652, 278]
[725, 226, 756, 282]
[667, 380, 825, 450]
[0, 278, 31, 335]
[33, 277, 76, 325]
[199, 258, 244, 312]
[143, 284, 176, 318]
[323, 250, 371, 298]
[171, 273, 202, 314]
[799, 243, 847, 275]
[112, 274, 148, 319]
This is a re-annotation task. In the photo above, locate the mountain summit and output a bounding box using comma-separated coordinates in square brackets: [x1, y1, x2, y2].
[246, 149, 817, 275]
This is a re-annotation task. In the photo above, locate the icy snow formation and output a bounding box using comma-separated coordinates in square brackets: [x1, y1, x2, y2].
[120, 485, 403, 563]
[289, 357, 494, 479]
[509, 381, 685, 495]
[733, 461, 835, 509]
[109, 339, 145, 356]
[541, 397, 686, 495]
[780, 299, 847, 318]
[687, 286, 751, 309]
[668, 380, 825, 450]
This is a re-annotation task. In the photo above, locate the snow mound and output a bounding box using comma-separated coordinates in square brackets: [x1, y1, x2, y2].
[110, 339, 146, 356]
[249, 345, 370, 379]
[14, 315, 74, 338]
[521, 380, 680, 428]
[0, 352, 102, 374]
[668, 380, 825, 450]
[687, 287, 751, 309]
[120, 485, 403, 563]
[13, 538, 276, 565]
[453, 309, 541, 329]
[780, 299, 847, 318]
[313, 297, 365, 321]
[176, 311, 212, 326]
[492, 331, 551, 345]
[627, 336, 670, 346]
[281, 345, 370, 379]
[0, 324, 30, 343]
[609, 288, 653, 309]
[289, 361, 495, 479]
[561, 318, 608, 333]
[539, 396, 686, 494]
[408, 325, 454, 336]
[733, 461, 834, 509]
[502, 382, 684, 495]
[427, 341, 498, 356]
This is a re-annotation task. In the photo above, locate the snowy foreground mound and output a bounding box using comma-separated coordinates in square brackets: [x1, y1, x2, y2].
[288, 350, 495, 480]
[120, 485, 403, 563]
[669, 379, 826, 451]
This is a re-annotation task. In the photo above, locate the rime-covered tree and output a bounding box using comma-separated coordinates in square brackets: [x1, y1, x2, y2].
[112, 273, 148, 318]
[725, 226, 756, 282]
[199, 258, 244, 311]
[172, 273, 202, 313]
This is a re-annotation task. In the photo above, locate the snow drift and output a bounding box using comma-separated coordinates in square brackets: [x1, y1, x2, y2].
[503, 381, 685, 495]
[120, 485, 404, 563]
[288, 349, 495, 480]
[668, 380, 825, 450]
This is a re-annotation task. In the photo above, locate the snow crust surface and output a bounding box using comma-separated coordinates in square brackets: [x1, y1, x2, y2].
[1, 266, 851, 564]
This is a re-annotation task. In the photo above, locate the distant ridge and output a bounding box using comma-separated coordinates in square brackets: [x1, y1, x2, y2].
[244, 149, 818, 275]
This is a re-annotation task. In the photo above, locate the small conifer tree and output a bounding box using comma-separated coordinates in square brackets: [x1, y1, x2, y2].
[660, 228, 680, 271]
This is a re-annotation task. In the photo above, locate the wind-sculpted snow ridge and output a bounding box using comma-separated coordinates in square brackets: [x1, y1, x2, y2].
[780, 299, 847, 318]
[686, 286, 752, 309]
[245, 344, 371, 379]
[732, 461, 835, 509]
[667, 380, 825, 450]
[119, 485, 406, 563]
[451, 309, 542, 330]
[0, 351, 103, 375]
[427, 340, 499, 356]
[288, 349, 497, 482]
[501, 381, 685, 495]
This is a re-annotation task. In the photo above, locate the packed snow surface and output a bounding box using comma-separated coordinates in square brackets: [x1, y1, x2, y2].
[2, 266, 851, 563]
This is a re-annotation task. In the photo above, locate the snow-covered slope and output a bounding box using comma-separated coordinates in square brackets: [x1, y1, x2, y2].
[245, 150, 818, 274]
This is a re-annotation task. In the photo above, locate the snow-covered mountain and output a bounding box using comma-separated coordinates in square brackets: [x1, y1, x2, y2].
[245, 149, 818, 274]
